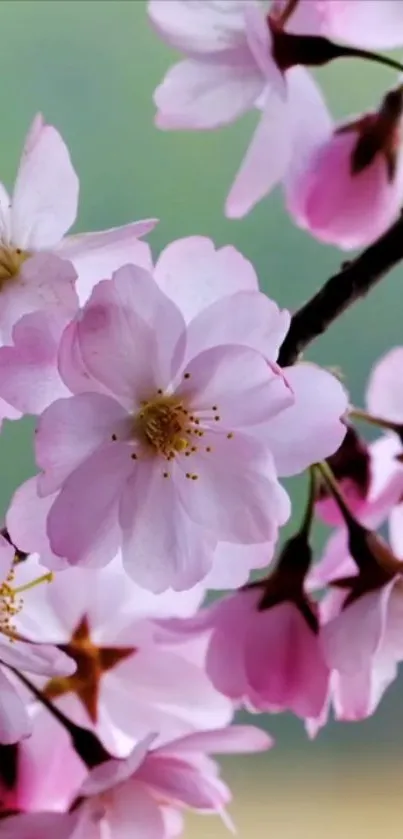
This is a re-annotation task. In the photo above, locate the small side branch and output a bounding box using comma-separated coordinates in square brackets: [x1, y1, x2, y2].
[278, 212, 403, 367]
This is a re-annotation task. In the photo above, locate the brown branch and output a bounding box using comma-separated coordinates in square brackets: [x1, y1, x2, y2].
[278, 212, 403, 368]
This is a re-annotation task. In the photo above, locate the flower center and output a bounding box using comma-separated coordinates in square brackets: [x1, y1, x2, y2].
[0, 565, 22, 639]
[134, 394, 192, 459]
[0, 246, 29, 285]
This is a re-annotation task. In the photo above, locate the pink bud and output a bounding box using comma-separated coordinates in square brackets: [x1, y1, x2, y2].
[285, 87, 403, 250]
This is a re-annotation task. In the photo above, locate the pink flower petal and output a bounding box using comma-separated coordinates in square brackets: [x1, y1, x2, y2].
[206, 540, 274, 589]
[46, 442, 133, 567]
[12, 115, 79, 249]
[6, 477, 65, 570]
[168, 725, 273, 755]
[148, 0, 247, 55]
[366, 347, 403, 423]
[56, 220, 157, 304]
[179, 344, 293, 427]
[76, 267, 186, 402]
[119, 459, 214, 592]
[0, 813, 75, 839]
[0, 309, 69, 415]
[175, 430, 290, 543]
[226, 87, 291, 218]
[0, 669, 30, 744]
[154, 237, 259, 322]
[138, 753, 229, 811]
[245, 603, 329, 718]
[0, 253, 78, 344]
[185, 290, 290, 362]
[321, 583, 395, 675]
[106, 783, 165, 839]
[81, 735, 155, 796]
[36, 393, 129, 496]
[264, 363, 348, 476]
[326, 0, 403, 49]
[154, 55, 264, 130]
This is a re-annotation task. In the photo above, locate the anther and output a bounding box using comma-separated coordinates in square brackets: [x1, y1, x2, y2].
[111, 433, 117, 441]
[184, 373, 191, 379]
[227, 432, 234, 439]
[131, 453, 138, 460]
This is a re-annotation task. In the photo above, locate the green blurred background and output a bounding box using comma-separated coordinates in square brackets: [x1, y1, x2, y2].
[1, 2, 403, 835]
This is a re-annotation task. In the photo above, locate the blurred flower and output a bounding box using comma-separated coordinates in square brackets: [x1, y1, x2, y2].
[278, 0, 403, 50]
[12, 554, 231, 757]
[70, 725, 272, 839]
[0, 535, 76, 744]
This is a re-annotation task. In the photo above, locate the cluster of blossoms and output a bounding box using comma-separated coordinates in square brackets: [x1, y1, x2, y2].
[2, 1, 403, 836]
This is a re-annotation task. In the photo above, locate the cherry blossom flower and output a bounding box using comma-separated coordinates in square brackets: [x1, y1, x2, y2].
[0, 113, 155, 341]
[12, 554, 232, 756]
[149, 0, 332, 218]
[203, 586, 329, 719]
[13, 239, 347, 591]
[285, 85, 403, 250]
[0, 535, 76, 744]
[279, 0, 403, 50]
[68, 725, 272, 839]
[309, 525, 403, 723]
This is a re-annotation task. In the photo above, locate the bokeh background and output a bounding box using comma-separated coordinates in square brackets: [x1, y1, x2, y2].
[1, 1, 403, 836]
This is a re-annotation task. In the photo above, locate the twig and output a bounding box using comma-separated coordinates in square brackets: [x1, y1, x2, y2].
[278, 212, 403, 367]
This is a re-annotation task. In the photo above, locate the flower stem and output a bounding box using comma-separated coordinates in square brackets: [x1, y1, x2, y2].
[349, 407, 403, 435]
[315, 460, 358, 531]
[278, 213, 403, 367]
[3, 663, 110, 768]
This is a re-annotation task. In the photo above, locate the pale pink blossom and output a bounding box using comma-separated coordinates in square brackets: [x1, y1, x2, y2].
[150, 1, 332, 217]
[285, 86, 403, 250]
[8, 239, 347, 590]
[310, 527, 403, 723]
[12, 554, 232, 757]
[279, 0, 403, 50]
[0, 113, 155, 336]
[201, 586, 329, 720]
[0, 535, 76, 744]
[70, 725, 272, 838]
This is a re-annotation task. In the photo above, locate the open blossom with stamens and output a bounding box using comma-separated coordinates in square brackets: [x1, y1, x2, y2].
[8, 239, 347, 591]
[0, 113, 155, 343]
[149, 0, 332, 218]
[0, 535, 76, 744]
[12, 554, 232, 756]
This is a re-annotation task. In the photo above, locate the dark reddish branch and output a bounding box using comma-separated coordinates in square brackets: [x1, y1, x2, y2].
[278, 211, 403, 368]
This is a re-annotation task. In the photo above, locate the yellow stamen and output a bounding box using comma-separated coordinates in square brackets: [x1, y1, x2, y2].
[0, 246, 30, 285]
